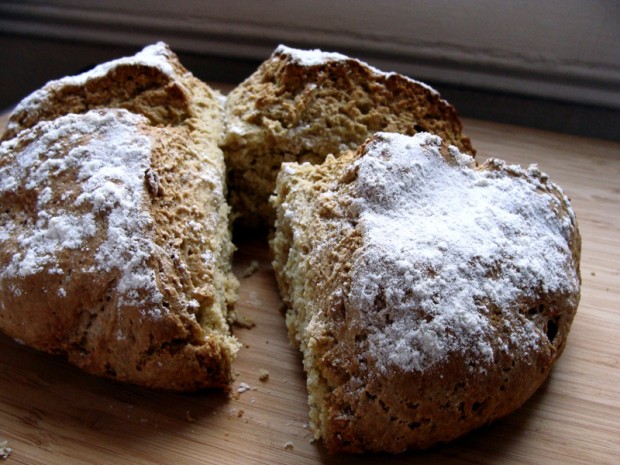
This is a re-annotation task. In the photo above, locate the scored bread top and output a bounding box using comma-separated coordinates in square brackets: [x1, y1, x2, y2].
[274, 45, 440, 96]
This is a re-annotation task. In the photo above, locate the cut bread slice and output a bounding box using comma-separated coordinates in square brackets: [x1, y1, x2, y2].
[222, 45, 474, 229]
[0, 43, 238, 390]
[270, 132, 580, 452]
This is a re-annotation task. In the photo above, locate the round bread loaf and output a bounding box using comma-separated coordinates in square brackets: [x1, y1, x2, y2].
[1, 43, 582, 453]
[270, 132, 581, 453]
[222, 45, 474, 229]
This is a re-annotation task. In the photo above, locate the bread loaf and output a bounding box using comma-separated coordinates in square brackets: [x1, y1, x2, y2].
[270, 131, 581, 452]
[0, 44, 582, 453]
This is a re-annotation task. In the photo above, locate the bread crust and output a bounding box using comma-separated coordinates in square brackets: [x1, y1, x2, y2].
[0, 43, 239, 391]
[270, 132, 581, 453]
[2, 43, 191, 141]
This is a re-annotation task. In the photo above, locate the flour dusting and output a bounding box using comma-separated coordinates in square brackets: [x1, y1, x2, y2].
[349, 132, 579, 373]
[0, 109, 164, 310]
[275, 45, 439, 95]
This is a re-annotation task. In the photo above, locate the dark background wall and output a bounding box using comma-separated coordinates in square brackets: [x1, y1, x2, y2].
[1, 1, 618, 141]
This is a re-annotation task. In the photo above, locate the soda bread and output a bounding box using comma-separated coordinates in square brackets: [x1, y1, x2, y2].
[222, 45, 474, 229]
[0, 43, 581, 453]
[0, 43, 239, 390]
[270, 132, 581, 452]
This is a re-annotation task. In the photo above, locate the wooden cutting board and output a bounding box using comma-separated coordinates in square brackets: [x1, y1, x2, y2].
[0, 111, 619, 465]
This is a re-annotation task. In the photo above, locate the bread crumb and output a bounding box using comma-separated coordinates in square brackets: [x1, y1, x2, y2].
[237, 382, 254, 393]
[234, 315, 256, 329]
[237, 409, 245, 418]
[284, 441, 294, 450]
[0, 440, 11, 460]
[258, 368, 270, 382]
[242, 260, 260, 277]
[185, 410, 196, 422]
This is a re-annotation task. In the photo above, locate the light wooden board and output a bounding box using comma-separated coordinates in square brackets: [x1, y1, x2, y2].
[0, 110, 619, 464]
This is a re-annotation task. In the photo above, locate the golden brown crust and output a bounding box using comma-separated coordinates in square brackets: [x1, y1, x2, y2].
[2, 44, 191, 141]
[222, 45, 474, 230]
[270, 133, 580, 453]
[0, 43, 239, 391]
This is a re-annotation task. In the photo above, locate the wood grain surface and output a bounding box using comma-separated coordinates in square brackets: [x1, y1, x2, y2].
[0, 110, 619, 465]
